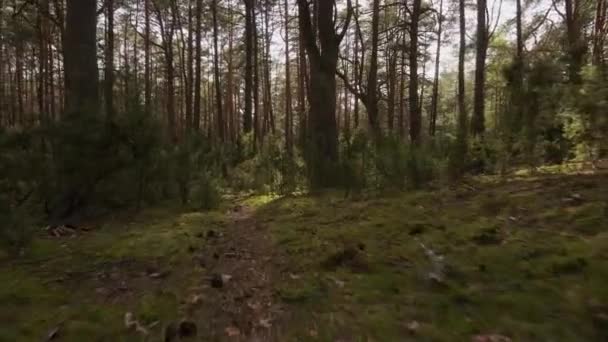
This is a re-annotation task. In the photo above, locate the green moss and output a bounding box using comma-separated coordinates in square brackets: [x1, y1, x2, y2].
[259, 173, 608, 341]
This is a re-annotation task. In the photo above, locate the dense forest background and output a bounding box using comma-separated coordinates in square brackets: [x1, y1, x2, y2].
[0, 0, 606, 247]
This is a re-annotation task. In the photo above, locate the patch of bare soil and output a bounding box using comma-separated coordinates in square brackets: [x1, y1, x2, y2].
[185, 204, 284, 341]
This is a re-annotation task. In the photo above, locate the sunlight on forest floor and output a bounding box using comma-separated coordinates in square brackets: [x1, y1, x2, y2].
[1, 171, 607, 341]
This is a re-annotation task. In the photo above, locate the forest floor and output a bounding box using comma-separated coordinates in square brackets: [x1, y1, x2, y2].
[1, 168, 608, 341]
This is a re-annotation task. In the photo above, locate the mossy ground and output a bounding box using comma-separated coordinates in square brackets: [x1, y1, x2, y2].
[257, 172, 608, 341]
[0, 205, 228, 341]
[1, 171, 607, 341]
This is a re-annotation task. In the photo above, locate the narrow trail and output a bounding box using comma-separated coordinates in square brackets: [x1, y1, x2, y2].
[191, 204, 284, 341]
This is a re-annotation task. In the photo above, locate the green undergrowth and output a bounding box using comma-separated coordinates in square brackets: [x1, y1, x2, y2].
[0, 205, 227, 341]
[257, 172, 608, 341]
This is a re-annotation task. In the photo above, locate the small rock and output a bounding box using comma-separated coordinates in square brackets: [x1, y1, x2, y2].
[178, 320, 197, 338]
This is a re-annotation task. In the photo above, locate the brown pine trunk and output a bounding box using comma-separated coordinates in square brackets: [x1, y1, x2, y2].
[212, 0, 225, 141]
[194, 0, 202, 130]
[457, 0, 468, 145]
[284, 0, 293, 156]
[144, 0, 151, 114]
[472, 0, 487, 136]
[366, 0, 380, 135]
[398, 32, 407, 138]
[429, 0, 443, 136]
[64, 0, 98, 117]
[409, 0, 422, 144]
[263, 2, 275, 136]
[105, 0, 115, 120]
[297, 0, 351, 187]
[593, 0, 607, 66]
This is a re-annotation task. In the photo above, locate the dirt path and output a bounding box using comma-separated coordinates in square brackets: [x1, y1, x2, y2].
[190, 204, 284, 341]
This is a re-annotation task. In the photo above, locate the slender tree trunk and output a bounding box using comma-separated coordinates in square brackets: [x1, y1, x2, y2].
[565, 0, 584, 83]
[0, 0, 4, 126]
[105, 0, 115, 120]
[263, 2, 275, 136]
[194, 0, 203, 130]
[144, 0, 151, 114]
[456, 0, 468, 160]
[398, 32, 407, 138]
[212, 0, 225, 141]
[430, 0, 443, 136]
[284, 0, 293, 156]
[472, 0, 487, 136]
[387, 50, 396, 133]
[244, 0, 254, 134]
[185, 2, 194, 132]
[409, 0, 422, 144]
[593, 0, 607, 66]
[366, 0, 380, 135]
[298, 25, 307, 141]
[253, 4, 261, 145]
[37, 1, 48, 123]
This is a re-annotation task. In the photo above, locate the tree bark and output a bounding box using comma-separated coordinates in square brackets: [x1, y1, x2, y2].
[194, 0, 203, 130]
[284, 0, 293, 156]
[297, 0, 351, 187]
[212, 0, 225, 141]
[429, 0, 443, 136]
[64, 0, 99, 117]
[409, 0, 422, 144]
[105, 0, 115, 120]
[471, 0, 487, 136]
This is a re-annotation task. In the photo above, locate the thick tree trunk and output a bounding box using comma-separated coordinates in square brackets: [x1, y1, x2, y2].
[297, 0, 351, 187]
[64, 0, 99, 117]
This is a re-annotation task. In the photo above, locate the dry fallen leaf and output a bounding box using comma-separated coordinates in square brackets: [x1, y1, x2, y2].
[259, 318, 272, 329]
[406, 320, 420, 334]
[225, 326, 241, 337]
[472, 334, 512, 342]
